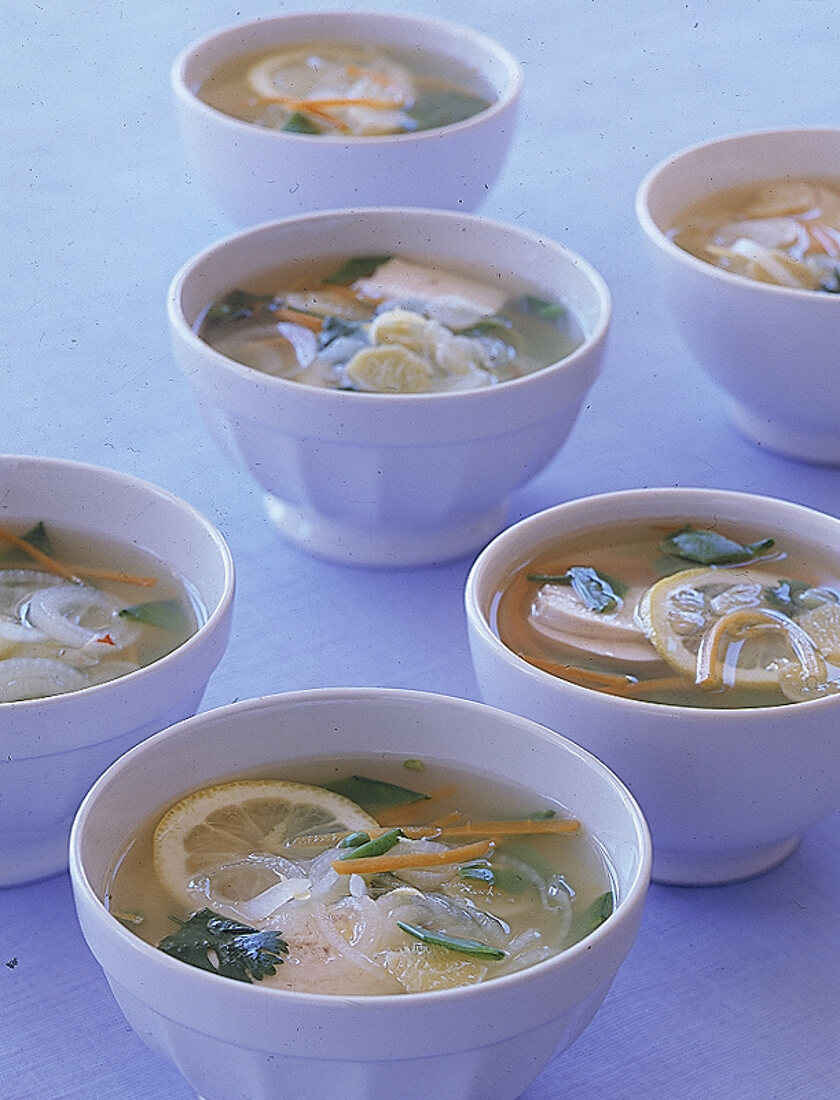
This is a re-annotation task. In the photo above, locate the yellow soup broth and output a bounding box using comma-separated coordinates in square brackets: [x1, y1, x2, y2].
[198, 254, 584, 394]
[0, 520, 201, 701]
[105, 755, 615, 995]
[196, 41, 494, 137]
[494, 519, 840, 708]
[670, 177, 840, 292]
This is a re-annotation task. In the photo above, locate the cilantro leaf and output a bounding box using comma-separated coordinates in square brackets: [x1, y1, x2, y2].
[157, 908, 288, 983]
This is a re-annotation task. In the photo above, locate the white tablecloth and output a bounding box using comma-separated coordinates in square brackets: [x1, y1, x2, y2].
[3, 1, 839, 1096]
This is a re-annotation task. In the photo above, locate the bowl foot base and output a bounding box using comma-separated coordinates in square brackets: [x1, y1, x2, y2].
[652, 834, 801, 886]
[728, 401, 840, 466]
[263, 495, 509, 568]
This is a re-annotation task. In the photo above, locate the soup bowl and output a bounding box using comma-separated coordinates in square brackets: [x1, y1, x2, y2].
[69, 687, 650, 1100]
[167, 207, 611, 567]
[0, 455, 234, 887]
[465, 487, 840, 886]
[171, 10, 522, 225]
[636, 126, 840, 465]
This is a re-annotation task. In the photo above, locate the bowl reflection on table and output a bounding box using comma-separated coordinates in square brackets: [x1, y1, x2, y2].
[69, 687, 650, 1100]
[0, 455, 234, 887]
[636, 126, 840, 465]
[167, 207, 611, 567]
[171, 9, 522, 225]
[465, 487, 840, 886]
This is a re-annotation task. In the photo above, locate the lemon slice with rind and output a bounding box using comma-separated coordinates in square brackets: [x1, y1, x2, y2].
[153, 779, 378, 907]
[637, 567, 824, 692]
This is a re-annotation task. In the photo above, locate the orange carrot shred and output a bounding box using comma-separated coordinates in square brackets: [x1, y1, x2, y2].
[331, 837, 494, 875]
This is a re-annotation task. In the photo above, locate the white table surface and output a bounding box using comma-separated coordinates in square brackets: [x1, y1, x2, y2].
[4, 1, 840, 1097]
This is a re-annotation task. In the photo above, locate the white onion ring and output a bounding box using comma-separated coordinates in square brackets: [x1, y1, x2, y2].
[0, 657, 88, 702]
[26, 585, 140, 649]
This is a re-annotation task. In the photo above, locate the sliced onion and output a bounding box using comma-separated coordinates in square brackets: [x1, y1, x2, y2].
[0, 614, 46, 644]
[0, 657, 89, 701]
[26, 585, 140, 649]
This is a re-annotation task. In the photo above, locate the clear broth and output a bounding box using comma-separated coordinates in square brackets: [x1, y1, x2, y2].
[105, 754, 615, 995]
[494, 518, 840, 708]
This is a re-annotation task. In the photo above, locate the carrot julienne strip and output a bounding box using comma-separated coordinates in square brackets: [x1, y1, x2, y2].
[271, 307, 324, 332]
[0, 528, 157, 587]
[331, 837, 494, 875]
[0, 528, 80, 581]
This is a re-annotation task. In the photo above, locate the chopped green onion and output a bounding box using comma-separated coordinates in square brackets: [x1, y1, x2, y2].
[337, 831, 371, 849]
[397, 921, 506, 960]
[338, 828, 403, 861]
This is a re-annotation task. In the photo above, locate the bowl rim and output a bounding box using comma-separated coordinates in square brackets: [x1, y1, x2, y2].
[166, 206, 612, 408]
[69, 685, 652, 1008]
[635, 124, 840, 302]
[0, 453, 235, 714]
[171, 8, 523, 146]
[465, 485, 840, 719]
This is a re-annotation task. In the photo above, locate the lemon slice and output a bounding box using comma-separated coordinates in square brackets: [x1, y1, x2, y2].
[153, 779, 378, 907]
[797, 601, 840, 662]
[344, 345, 434, 393]
[637, 563, 831, 690]
[380, 942, 488, 992]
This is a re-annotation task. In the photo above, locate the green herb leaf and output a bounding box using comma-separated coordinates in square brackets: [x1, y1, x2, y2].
[661, 526, 775, 565]
[157, 908, 288, 983]
[764, 579, 839, 614]
[407, 89, 489, 130]
[118, 599, 189, 631]
[578, 891, 614, 937]
[513, 294, 568, 324]
[22, 521, 52, 555]
[338, 827, 403, 861]
[397, 920, 506, 960]
[323, 255, 391, 286]
[205, 289, 275, 324]
[282, 111, 321, 134]
[318, 314, 368, 349]
[527, 565, 626, 614]
[325, 775, 429, 811]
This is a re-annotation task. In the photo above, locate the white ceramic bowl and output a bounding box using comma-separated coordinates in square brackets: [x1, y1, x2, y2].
[167, 207, 611, 567]
[465, 487, 840, 886]
[171, 10, 522, 224]
[69, 687, 649, 1100]
[636, 126, 840, 465]
[0, 455, 234, 887]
